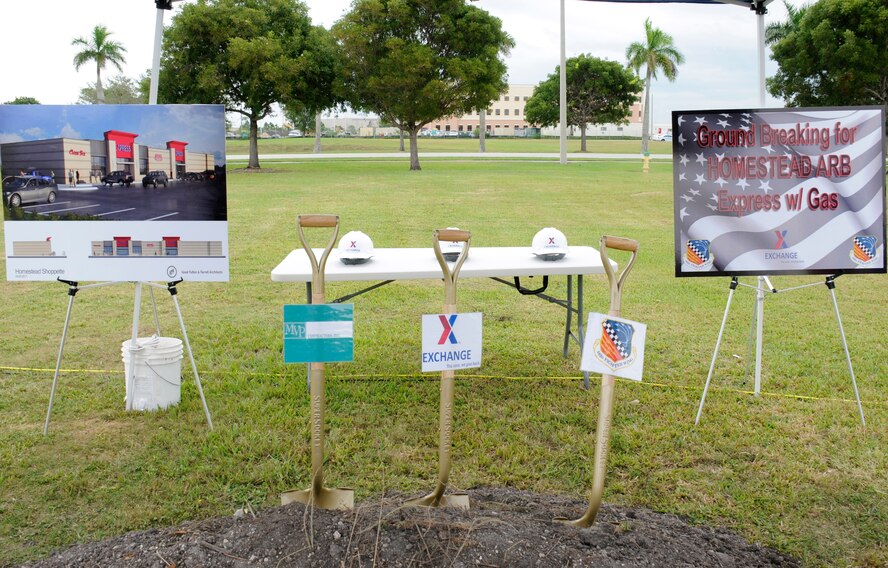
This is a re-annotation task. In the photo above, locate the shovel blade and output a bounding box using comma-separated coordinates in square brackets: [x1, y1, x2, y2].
[281, 486, 354, 511]
[405, 491, 470, 510]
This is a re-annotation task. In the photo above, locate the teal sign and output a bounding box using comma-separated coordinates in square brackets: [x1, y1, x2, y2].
[283, 304, 354, 363]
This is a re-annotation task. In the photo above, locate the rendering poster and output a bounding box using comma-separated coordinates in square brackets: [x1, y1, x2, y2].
[672, 106, 886, 277]
[1, 104, 228, 282]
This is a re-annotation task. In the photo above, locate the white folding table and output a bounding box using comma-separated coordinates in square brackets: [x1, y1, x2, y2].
[271, 246, 615, 387]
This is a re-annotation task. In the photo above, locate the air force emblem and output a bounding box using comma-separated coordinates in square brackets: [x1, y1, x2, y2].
[684, 239, 714, 270]
[581, 313, 646, 381]
[850, 235, 878, 266]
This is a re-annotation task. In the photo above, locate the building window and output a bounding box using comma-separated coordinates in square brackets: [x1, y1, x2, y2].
[515, 108, 520, 116]
[467, 125, 473, 131]
[103, 241, 112, 255]
[457, 125, 463, 132]
[435, 124, 441, 130]
[445, 125, 451, 131]
[504, 109, 509, 116]
[617, 126, 624, 131]
[495, 109, 500, 115]
[487, 109, 493, 115]
[523, 96, 528, 101]
[132, 241, 142, 255]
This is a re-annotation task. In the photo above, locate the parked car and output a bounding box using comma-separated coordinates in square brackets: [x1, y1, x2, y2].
[3, 175, 57, 208]
[102, 170, 134, 187]
[142, 170, 169, 188]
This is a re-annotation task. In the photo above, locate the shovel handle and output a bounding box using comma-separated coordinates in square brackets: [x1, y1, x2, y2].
[436, 229, 471, 243]
[602, 236, 638, 253]
[299, 214, 339, 228]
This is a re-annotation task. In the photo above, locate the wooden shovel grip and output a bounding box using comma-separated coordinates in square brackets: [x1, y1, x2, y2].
[436, 229, 471, 243]
[602, 236, 638, 253]
[299, 214, 339, 228]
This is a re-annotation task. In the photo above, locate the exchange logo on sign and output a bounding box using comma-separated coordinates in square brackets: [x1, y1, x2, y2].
[283, 304, 354, 363]
[581, 313, 646, 381]
[421, 312, 482, 372]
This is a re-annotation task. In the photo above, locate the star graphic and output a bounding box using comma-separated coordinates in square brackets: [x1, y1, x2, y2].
[695, 174, 706, 186]
[715, 152, 725, 161]
[694, 116, 707, 126]
[677, 115, 685, 126]
[707, 204, 718, 211]
[736, 178, 750, 191]
[759, 180, 772, 193]
[710, 193, 719, 202]
[717, 119, 730, 128]
[714, 177, 728, 188]
[689, 188, 700, 196]
[695, 153, 706, 165]
[678, 133, 686, 146]
[680, 207, 689, 220]
[679, 154, 689, 167]
[681, 193, 694, 202]
[762, 144, 774, 154]
[679, 172, 687, 181]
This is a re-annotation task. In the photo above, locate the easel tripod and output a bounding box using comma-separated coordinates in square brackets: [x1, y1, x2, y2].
[695, 274, 865, 427]
[44, 278, 213, 435]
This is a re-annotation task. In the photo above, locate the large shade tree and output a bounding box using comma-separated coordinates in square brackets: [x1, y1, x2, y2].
[525, 55, 641, 152]
[625, 18, 684, 155]
[158, 0, 339, 169]
[333, 0, 514, 171]
[72, 25, 127, 104]
[767, 0, 887, 128]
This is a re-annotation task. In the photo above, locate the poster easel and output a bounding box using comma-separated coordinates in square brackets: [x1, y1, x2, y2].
[44, 278, 213, 435]
[695, 274, 865, 427]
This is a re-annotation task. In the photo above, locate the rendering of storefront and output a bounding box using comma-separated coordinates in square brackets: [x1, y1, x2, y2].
[1, 131, 214, 184]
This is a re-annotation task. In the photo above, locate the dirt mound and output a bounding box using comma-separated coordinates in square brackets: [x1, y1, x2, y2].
[21, 487, 798, 567]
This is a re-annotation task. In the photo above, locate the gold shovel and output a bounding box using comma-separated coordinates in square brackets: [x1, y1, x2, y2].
[558, 235, 639, 527]
[406, 228, 472, 510]
[281, 214, 354, 511]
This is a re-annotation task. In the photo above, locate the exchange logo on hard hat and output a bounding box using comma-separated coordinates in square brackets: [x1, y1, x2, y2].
[338, 231, 374, 265]
[532, 227, 568, 261]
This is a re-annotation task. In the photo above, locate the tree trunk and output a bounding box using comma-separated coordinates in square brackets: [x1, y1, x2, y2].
[96, 67, 104, 104]
[409, 128, 421, 171]
[399, 129, 405, 152]
[641, 70, 652, 155]
[580, 123, 587, 152]
[248, 116, 260, 169]
[314, 112, 322, 153]
[479, 110, 486, 152]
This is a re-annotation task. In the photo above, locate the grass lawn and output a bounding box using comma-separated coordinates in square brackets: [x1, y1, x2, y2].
[0, 160, 885, 567]
[225, 135, 672, 155]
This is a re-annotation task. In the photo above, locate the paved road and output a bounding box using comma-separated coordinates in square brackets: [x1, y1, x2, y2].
[226, 151, 672, 161]
[18, 181, 227, 221]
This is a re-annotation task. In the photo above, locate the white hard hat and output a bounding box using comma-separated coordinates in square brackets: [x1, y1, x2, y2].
[532, 227, 568, 261]
[338, 231, 374, 264]
[441, 227, 465, 261]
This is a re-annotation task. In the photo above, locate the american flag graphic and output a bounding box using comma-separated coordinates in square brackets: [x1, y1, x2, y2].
[600, 319, 634, 363]
[673, 108, 886, 276]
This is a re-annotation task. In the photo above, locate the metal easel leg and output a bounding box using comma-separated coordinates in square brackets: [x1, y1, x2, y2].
[44, 281, 79, 435]
[149, 285, 161, 336]
[125, 283, 144, 411]
[825, 276, 865, 427]
[578, 275, 590, 390]
[696, 277, 738, 425]
[742, 288, 758, 385]
[754, 276, 765, 396]
[167, 280, 213, 430]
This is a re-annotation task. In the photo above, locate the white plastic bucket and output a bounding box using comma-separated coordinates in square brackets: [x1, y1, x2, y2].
[121, 336, 184, 411]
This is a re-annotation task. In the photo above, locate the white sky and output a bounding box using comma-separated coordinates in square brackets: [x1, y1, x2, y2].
[0, 0, 807, 125]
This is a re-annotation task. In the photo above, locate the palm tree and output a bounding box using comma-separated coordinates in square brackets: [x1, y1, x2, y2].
[72, 25, 127, 104]
[765, 0, 810, 45]
[626, 19, 684, 154]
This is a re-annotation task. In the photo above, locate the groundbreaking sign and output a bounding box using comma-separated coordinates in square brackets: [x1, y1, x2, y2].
[421, 312, 482, 372]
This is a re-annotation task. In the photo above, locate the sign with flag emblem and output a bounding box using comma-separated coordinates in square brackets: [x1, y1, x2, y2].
[673, 106, 885, 277]
[421, 312, 482, 372]
[283, 304, 354, 363]
[581, 313, 646, 381]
